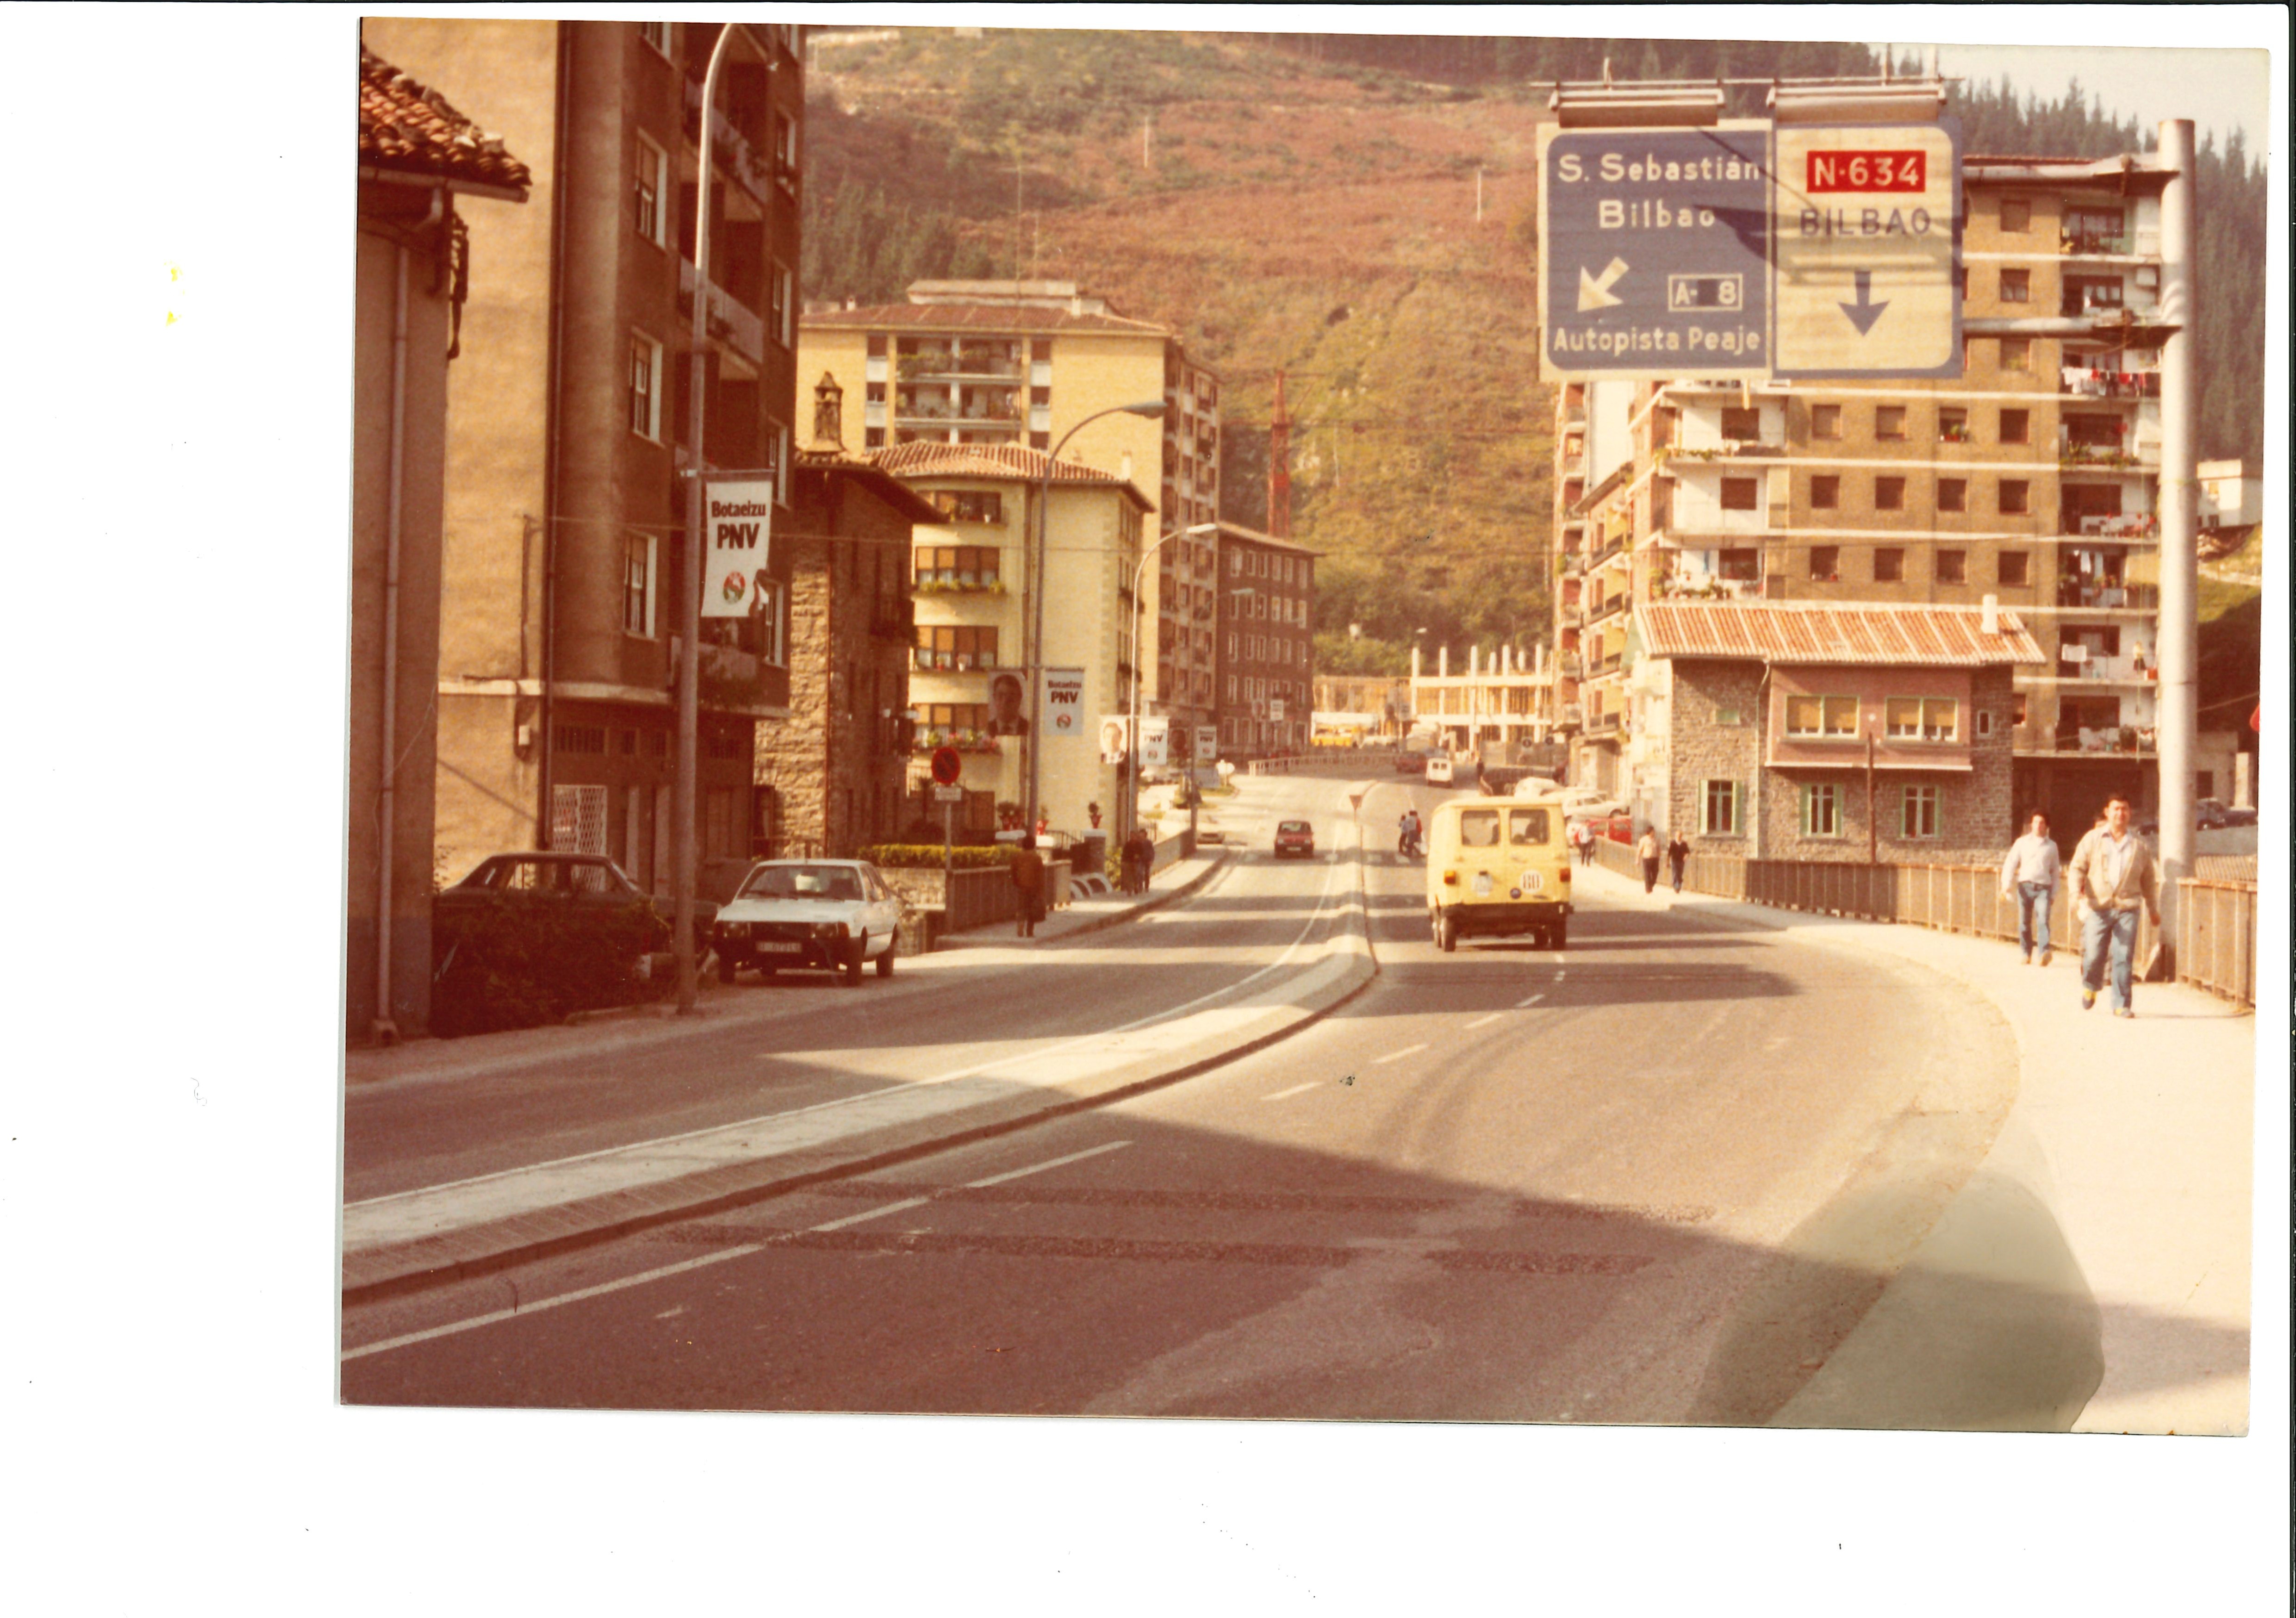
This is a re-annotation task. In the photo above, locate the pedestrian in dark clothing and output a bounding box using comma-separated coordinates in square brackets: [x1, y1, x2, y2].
[1011, 834, 1046, 937]
[1666, 834, 1690, 893]
[1637, 827, 1661, 893]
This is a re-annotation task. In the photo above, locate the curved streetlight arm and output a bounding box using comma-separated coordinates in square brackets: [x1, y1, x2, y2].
[1128, 522, 1218, 843]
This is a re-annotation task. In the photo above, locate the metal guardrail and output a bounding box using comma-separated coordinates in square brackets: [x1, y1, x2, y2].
[1660, 852, 2254, 1007]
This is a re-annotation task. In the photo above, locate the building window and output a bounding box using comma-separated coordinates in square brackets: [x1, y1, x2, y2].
[1811, 403, 1842, 440]
[1809, 544, 1840, 581]
[1937, 549, 1966, 584]
[1876, 404, 1907, 441]
[634, 134, 667, 247]
[1785, 695, 1861, 738]
[1999, 268, 2031, 303]
[2000, 336, 2032, 373]
[915, 624, 999, 671]
[1886, 697, 1960, 741]
[1999, 480, 2030, 516]
[623, 533, 656, 636]
[1801, 782, 1842, 837]
[1901, 784, 1941, 840]
[914, 545, 1000, 587]
[1873, 547, 1904, 583]
[927, 490, 1003, 524]
[2012, 695, 2028, 726]
[1938, 407, 1969, 444]
[773, 109, 799, 181]
[1811, 475, 1840, 510]
[1875, 476, 1906, 511]
[765, 420, 788, 503]
[772, 263, 794, 348]
[1939, 478, 1967, 514]
[1721, 406, 1761, 442]
[1702, 779, 1742, 835]
[1975, 709, 1995, 739]
[638, 19, 670, 56]
[1720, 477, 1759, 512]
[1718, 548, 1758, 582]
[1998, 550, 2029, 586]
[1229, 551, 1243, 576]
[629, 334, 662, 440]
[753, 576, 787, 666]
[1999, 408, 2030, 445]
[1999, 197, 2030, 233]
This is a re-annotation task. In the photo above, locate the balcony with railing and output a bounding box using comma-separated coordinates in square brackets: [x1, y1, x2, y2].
[2055, 580, 2158, 610]
[2061, 511, 2158, 539]
[677, 259, 765, 365]
[2058, 432, 2154, 472]
[2045, 724, 2155, 755]
[2059, 227, 2132, 257]
[2060, 365, 2160, 400]
[2054, 652, 2154, 684]
[681, 79, 779, 211]
[912, 649, 1009, 674]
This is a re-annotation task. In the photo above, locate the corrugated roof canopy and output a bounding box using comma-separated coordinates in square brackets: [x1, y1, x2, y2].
[1639, 602, 2046, 665]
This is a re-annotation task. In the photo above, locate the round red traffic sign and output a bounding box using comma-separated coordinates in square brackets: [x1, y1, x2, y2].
[930, 746, 962, 785]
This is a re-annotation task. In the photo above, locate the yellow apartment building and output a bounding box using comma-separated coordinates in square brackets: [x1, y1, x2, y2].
[801, 282, 1222, 764]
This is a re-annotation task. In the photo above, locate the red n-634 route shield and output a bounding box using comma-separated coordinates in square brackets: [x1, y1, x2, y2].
[930, 746, 962, 786]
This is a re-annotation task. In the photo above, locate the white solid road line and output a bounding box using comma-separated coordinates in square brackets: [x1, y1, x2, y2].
[1515, 993, 1546, 1008]
[343, 1141, 1134, 1363]
[1463, 1012, 1505, 1030]
[1371, 1043, 1429, 1065]
[1262, 1081, 1320, 1101]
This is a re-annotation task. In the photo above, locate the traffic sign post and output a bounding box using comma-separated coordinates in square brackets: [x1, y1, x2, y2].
[1540, 127, 1774, 381]
[929, 745, 963, 894]
[1772, 121, 1960, 377]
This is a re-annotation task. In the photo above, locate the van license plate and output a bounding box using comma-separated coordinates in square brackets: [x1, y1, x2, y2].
[1473, 872, 1493, 897]
[757, 941, 802, 954]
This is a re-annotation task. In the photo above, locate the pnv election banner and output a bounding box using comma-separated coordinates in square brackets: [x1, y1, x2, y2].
[703, 480, 774, 618]
[1138, 716, 1171, 768]
[1098, 714, 1130, 764]
[1041, 668, 1086, 738]
[1196, 725, 1220, 765]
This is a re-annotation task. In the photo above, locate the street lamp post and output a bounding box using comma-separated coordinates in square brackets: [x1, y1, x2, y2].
[1131, 521, 1218, 846]
[1026, 398, 1167, 839]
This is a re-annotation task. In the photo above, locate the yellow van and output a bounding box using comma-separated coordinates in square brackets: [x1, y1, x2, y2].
[1425, 793, 1572, 951]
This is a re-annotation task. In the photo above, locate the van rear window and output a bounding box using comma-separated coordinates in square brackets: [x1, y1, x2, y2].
[1508, 809, 1552, 845]
[1458, 809, 1500, 847]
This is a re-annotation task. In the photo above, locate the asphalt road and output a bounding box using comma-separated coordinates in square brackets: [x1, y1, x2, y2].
[343, 773, 2016, 1423]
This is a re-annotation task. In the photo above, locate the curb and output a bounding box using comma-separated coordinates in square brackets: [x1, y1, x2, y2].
[345, 842, 1369, 1305]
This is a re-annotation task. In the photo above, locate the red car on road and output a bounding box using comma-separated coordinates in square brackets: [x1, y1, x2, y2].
[1274, 819, 1317, 859]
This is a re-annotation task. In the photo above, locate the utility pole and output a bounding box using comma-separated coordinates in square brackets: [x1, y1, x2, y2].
[2153, 118, 2198, 974]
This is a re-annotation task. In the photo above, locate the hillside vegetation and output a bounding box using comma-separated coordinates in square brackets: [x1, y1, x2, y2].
[804, 28, 2269, 676]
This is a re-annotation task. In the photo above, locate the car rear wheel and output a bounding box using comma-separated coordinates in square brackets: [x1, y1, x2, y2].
[844, 939, 865, 986]
[719, 952, 747, 983]
[875, 933, 896, 977]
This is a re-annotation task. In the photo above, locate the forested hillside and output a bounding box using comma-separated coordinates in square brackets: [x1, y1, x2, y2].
[803, 28, 2270, 675]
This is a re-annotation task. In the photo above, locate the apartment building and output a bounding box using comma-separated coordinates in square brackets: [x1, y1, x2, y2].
[1213, 523, 1317, 758]
[1406, 642, 1556, 761]
[869, 441, 1154, 840]
[361, 18, 806, 887]
[351, 49, 530, 1041]
[1550, 147, 2186, 835]
[800, 282, 1223, 757]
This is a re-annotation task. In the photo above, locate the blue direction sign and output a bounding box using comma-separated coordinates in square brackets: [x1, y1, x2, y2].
[1540, 128, 1773, 380]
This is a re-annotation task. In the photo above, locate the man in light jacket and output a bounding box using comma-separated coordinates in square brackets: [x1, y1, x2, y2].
[1998, 809, 2063, 965]
[2064, 794, 2162, 1016]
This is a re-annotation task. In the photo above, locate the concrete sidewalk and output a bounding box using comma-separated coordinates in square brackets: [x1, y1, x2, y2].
[342, 833, 1375, 1301]
[1576, 860, 2256, 1434]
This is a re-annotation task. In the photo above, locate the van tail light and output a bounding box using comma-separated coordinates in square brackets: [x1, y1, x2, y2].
[1558, 867, 1571, 883]
[1442, 870, 1458, 885]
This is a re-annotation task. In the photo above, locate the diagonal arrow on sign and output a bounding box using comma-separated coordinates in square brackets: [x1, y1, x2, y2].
[1577, 257, 1630, 312]
[1838, 268, 1890, 336]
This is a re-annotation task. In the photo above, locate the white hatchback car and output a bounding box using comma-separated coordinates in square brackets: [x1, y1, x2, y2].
[711, 859, 905, 985]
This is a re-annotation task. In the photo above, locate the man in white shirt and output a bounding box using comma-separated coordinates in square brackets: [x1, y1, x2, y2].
[1998, 809, 2063, 965]
[2064, 794, 2163, 1016]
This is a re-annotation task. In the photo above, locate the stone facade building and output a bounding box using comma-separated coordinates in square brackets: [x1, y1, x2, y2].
[1641, 602, 2044, 863]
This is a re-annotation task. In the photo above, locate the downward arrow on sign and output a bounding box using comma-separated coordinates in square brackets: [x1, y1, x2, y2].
[1577, 258, 1630, 311]
[1839, 269, 1890, 335]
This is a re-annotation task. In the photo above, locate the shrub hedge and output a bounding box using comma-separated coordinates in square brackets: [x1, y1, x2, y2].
[859, 843, 1024, 870]
[430, 898, 666, 1037]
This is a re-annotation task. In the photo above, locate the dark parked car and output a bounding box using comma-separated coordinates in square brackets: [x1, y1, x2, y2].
[431, 853, 673, 1035]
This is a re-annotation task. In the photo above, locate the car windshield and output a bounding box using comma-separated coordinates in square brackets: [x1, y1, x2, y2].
[1279, 821, 1309, 833]
[740, 865, 865, 903]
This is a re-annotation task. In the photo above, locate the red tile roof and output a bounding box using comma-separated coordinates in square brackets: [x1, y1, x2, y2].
[867, 442, 1153, 507]
[793, 448, 947, 525]
[1639, 602, 2046, 666]
[360, 47, 531, 195]
[803, 302, 1176, 338]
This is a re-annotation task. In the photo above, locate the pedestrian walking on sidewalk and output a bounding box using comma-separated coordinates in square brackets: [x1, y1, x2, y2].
[1011, 834, 1046, 938]
[1998, 808, 2063, 965]
[1666, 833, 1690, 893]
[1637, 826, 1661, 894]
[2065, 794, 2161, 1016]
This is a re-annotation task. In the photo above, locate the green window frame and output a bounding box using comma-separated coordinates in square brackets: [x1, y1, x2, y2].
[1801, 782, 1842, 837]
[1901, 784, 1941, 840]
[1702, 778, 1743, 835]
